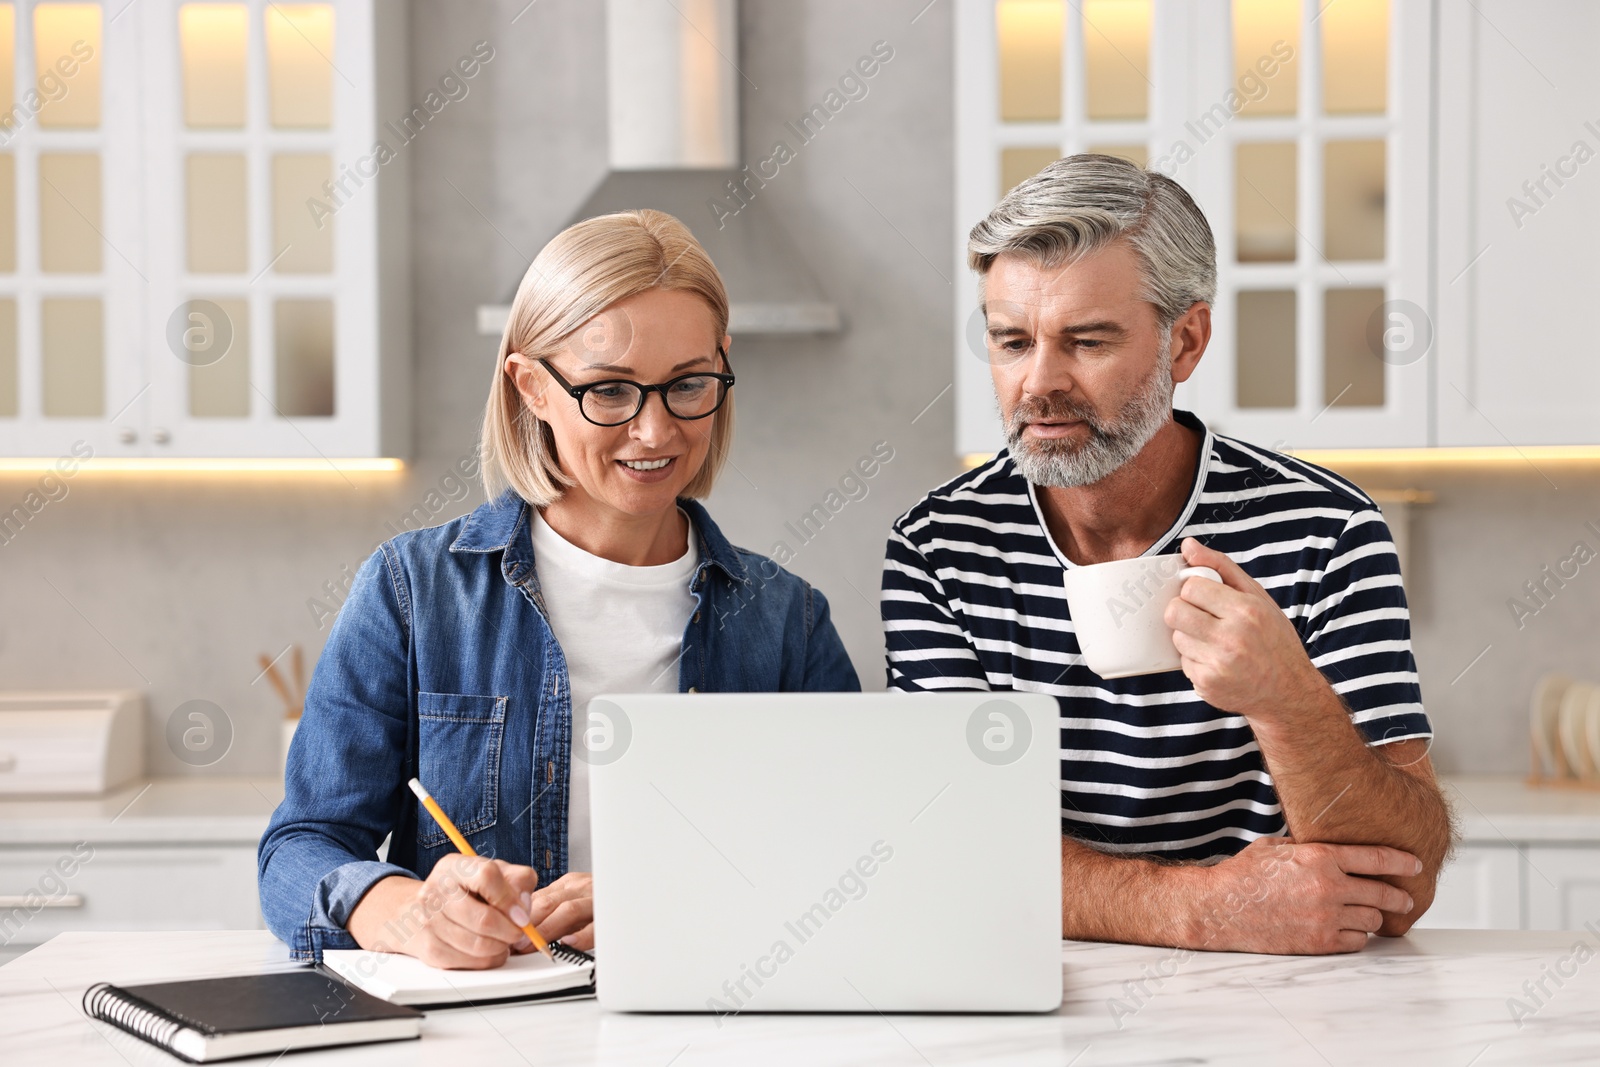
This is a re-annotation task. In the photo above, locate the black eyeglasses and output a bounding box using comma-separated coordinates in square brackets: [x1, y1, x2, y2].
[538, 347, 735, 427]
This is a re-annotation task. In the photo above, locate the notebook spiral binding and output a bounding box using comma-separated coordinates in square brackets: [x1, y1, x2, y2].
[83, 982, 186, 1050]
[549, 940, 595, 966]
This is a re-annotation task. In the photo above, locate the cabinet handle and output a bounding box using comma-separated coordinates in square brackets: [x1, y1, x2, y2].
[117, 428, 136, 445]
[0, 894, 84, 908]
[152, 428, 171, 444]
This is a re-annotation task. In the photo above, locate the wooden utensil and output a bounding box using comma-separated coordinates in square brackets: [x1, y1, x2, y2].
[259, 651, 301, 720]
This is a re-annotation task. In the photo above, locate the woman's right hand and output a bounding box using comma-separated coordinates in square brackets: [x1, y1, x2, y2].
[346, 854, 543, 969]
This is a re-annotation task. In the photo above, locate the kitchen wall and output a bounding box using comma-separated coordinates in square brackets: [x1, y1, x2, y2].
[1351, 464, 1600, 777]
[0, 0, 1593, 778]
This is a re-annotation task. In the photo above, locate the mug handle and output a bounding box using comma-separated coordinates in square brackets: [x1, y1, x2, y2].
[1177, 566, 1222, 586]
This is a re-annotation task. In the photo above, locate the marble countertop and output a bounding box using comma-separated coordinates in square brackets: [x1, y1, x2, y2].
[0, 778, 284, 845]
[2, 929, 1598, 1064]
[1445, 775, 1600, 844]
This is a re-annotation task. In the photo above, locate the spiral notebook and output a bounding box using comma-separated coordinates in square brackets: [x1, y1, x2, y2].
[320, 941, 596, 1008]
[82, 970, 422, 1063]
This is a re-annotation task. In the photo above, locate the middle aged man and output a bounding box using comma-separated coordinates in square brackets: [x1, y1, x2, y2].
[882, 154, 1453, 955]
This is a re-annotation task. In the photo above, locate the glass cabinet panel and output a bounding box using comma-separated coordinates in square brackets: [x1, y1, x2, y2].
[997, 0, 1063, 122]
[187, 153, 248, 273]
[275, 298, 334, 416]
[1235, 141, 1296, 262]
[39, 152, 101, 273]
[1001, 146, 1059, 195]
[1233, 0, 1298, 117]
[1323, 139, 1385, 261]
[1083, 0, 1150, 120]
[187, 297, 249, 417]
[272, 153, 333, 273]
[0, 152, 14, 271]
[1323, 0, 1386, 114]
[34, 3, 100, 128]
[180, 3, 247, 128]
[1236, 290, 1296, 408]
[0, 5, 14, 127]
[265, 4, 334, 129]
[1323, 287, 1385, 407]
[0, 298, 14, 416]
[41, 296, 102, 416]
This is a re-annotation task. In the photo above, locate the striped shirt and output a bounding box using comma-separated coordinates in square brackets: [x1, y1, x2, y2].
[881, 410, 1432, 861]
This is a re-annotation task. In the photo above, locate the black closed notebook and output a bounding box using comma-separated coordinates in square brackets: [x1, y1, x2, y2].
[82, 970, 423, 1063]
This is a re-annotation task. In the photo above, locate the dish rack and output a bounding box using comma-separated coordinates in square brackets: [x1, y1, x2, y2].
[1527, 673, 1600, 790]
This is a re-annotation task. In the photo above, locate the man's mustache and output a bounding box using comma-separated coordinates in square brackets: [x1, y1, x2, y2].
[1008, 393, 1105, 432]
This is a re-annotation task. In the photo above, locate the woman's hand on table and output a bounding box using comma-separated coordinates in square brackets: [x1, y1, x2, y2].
[518, 872, 594, 952]
[347, 854, 542, 969]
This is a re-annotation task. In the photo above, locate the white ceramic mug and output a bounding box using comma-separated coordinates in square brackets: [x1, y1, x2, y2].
[1062, 555, 1223, 679]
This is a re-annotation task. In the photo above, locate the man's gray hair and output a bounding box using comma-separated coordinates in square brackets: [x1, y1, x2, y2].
[967, 154, 1217, 330]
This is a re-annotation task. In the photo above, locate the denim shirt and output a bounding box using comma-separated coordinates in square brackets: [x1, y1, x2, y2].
[258, 490, 860, 959]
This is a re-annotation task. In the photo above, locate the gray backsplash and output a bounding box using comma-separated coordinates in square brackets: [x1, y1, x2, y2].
[1, 1, 1592, 777]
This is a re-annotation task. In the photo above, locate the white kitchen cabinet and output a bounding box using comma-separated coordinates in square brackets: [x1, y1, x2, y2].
[1525, 846, 1600, 932]
[0, 0, 410, 460]
[0, 777, 279, 961]
[1433, 0, 1600, 446]
[958, 1, 1600, 457]
[1421, 778, 1600, 931]
[1414, 843, 1522, 931]
[955, 0, 1434, 457]
[0, 844, 260, 949]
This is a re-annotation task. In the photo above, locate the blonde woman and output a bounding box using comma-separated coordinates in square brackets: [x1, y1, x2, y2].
[260, 210, 859, 968]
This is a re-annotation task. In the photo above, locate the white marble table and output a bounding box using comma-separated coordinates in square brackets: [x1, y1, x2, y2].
[3, 929, 1599, 1065]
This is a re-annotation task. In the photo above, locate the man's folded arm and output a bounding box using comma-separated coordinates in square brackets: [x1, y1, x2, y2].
[1248, 508, 1455, 933]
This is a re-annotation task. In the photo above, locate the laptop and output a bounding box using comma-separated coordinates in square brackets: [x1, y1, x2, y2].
[586, 692, 1063, 1013]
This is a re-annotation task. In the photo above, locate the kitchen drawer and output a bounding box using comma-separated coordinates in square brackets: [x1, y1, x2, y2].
[1415, 844, 1522, 930]
[1526, 846, 1600, 931]
[0, 844, 261, 948]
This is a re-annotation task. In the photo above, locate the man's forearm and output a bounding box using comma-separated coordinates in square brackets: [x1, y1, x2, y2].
[1251, 686, 1447, 855]
[1250, 683, 1454, 930]
[1060, 836, 1208, 947]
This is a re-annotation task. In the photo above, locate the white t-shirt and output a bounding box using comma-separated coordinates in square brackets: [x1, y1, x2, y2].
[528, 509, 699, 873]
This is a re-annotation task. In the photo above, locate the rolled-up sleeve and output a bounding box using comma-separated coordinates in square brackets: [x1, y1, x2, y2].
[258, 543, 417, 960]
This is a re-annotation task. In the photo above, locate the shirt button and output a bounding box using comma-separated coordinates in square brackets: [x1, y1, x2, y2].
[688, 686, 698, 693]
[693, 611, 701, 623]
[546, 849, 553, 868]
[546, 761, 555, 784]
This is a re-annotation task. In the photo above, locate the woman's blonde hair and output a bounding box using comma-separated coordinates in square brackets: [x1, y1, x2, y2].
[481, 209, 734, 506]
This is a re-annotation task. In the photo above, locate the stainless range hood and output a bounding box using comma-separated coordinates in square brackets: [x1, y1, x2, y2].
[478, 0, 841, 338]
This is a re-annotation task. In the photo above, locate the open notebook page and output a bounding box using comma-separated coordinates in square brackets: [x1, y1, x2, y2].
[321, 946, 595, 1006]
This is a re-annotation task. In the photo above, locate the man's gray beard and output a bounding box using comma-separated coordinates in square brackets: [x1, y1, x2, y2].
[1004, 357, 1174, 489]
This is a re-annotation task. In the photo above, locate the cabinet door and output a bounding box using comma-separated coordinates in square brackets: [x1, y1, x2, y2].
[141, 0, 384, 458]
[1413, 844, 1521, 930]
[0, 2, 149, 460]
[1178, 0, 1432, 450]
[1435, 1, 1600, 445]
[0, 0, 404, 461]
[1525, 846, 1600, 931]
[0, 844, 261, 947]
